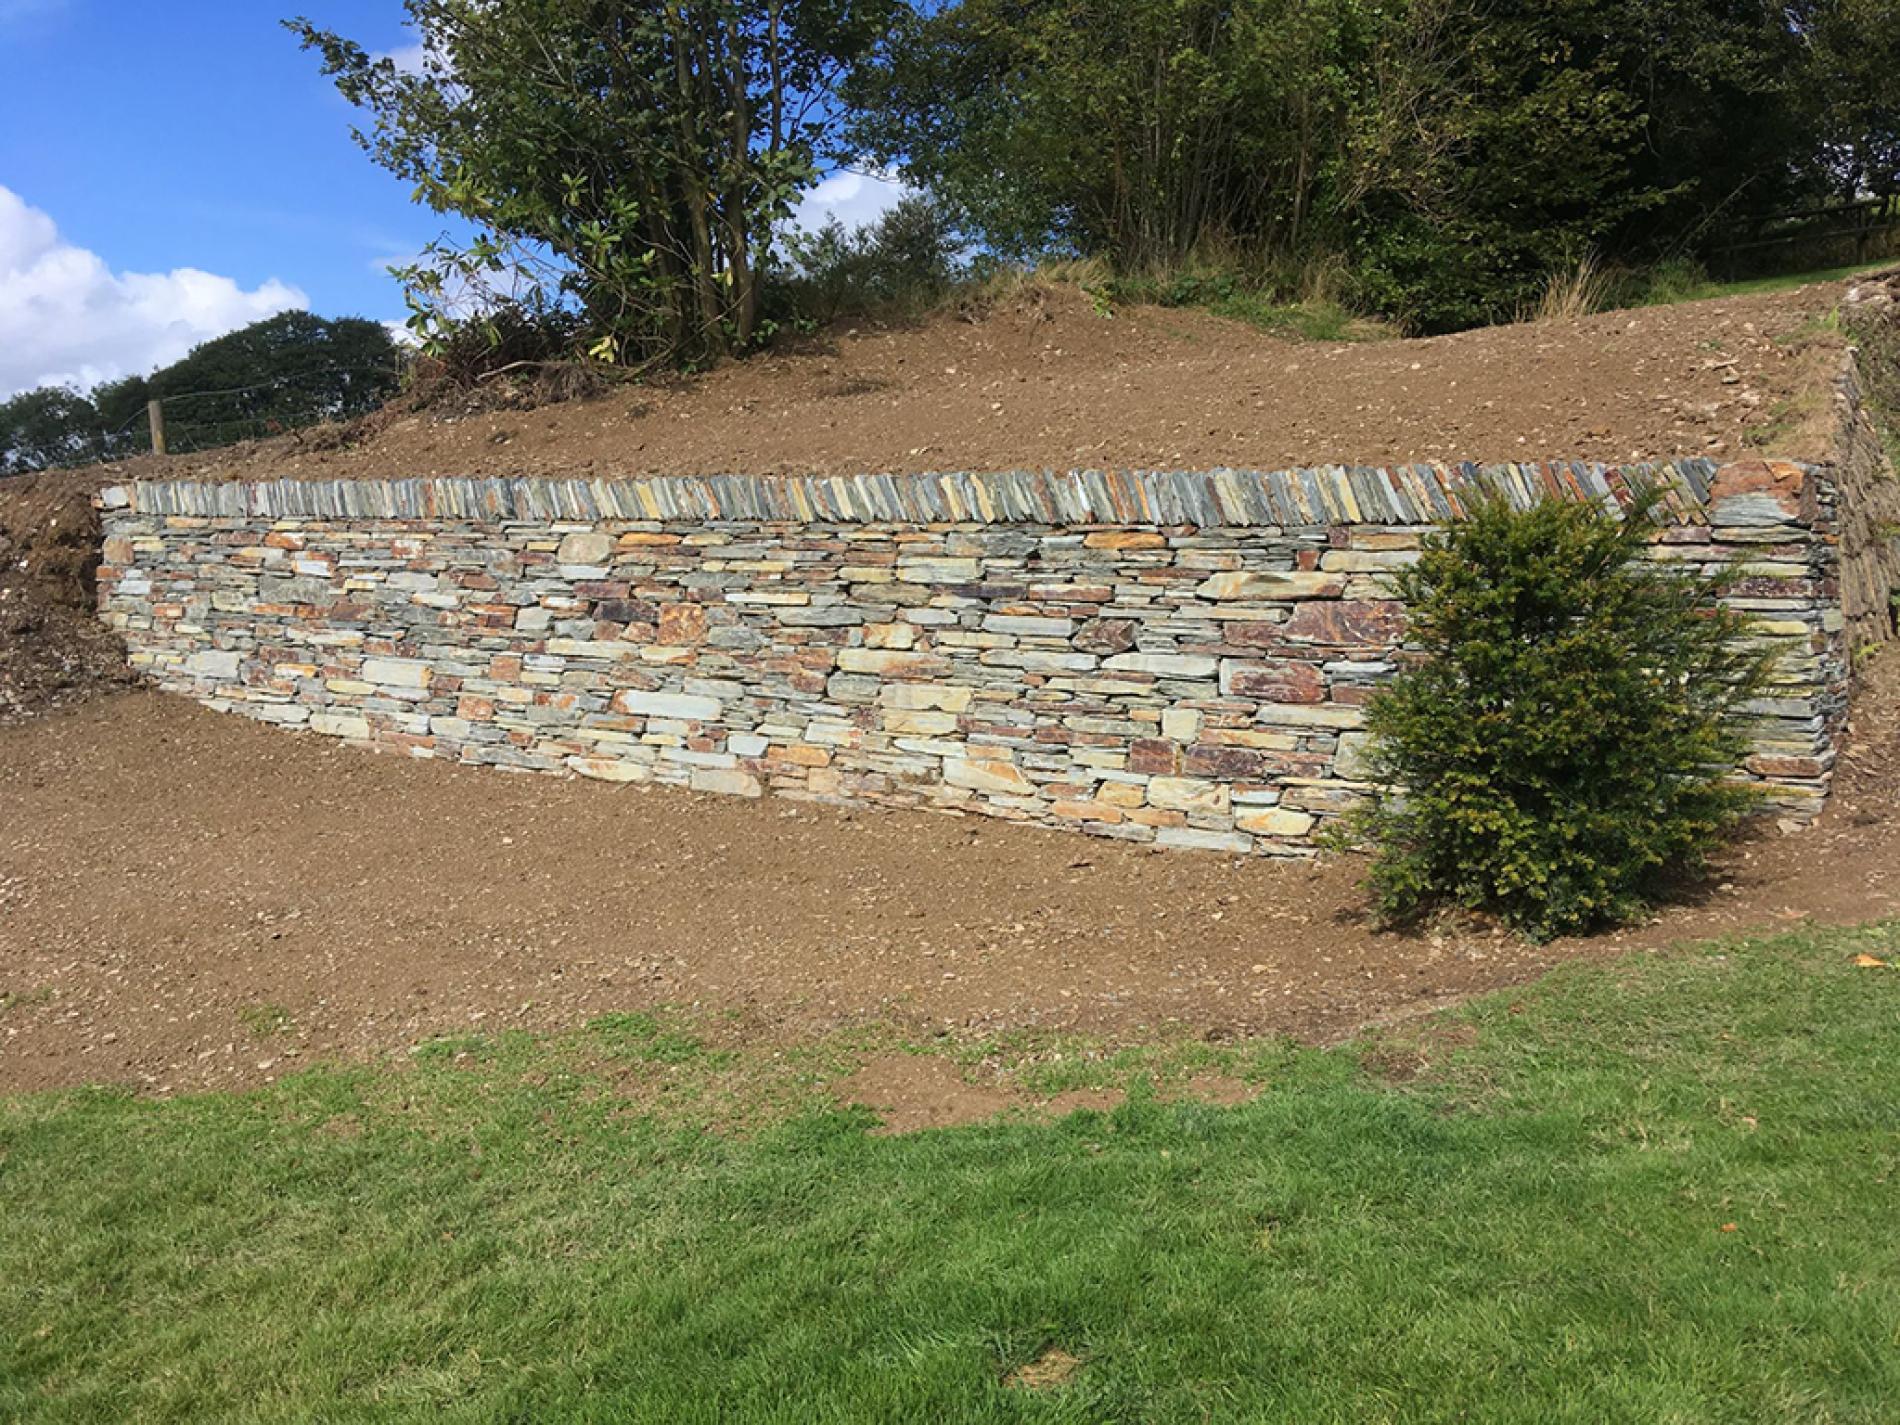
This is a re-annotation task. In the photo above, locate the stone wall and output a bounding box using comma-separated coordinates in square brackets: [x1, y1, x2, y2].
[1836, 285, 1900, 653]
[96, 457, 1847, 855]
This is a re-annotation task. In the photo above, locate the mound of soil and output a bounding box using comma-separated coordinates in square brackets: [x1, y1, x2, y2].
[91, 282, 1845, 489]
[0, 468, 132, 724]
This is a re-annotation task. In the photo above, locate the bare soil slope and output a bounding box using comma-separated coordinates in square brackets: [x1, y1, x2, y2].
[0, 279, 1880, 1095]
[0, 281, 1845, 722]
[99, 282, 1843, 486]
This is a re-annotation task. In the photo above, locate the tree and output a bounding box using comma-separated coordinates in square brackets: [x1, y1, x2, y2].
[289, 0, 900, 370]
[147, 312, 401, 449]
[1330, 0, 1821, 329]
[849, 0, 1834, 331]
[0, 312, 401, 474]
[0, 387, 108, 476]
[1800, 0, 1900, 203]
[848, 0, 1371, 268]
[777, 190, 962, 320]
[1343, 0, 1666, 330]
[90, 375, 151, 443]
[1344, 489, 1768, 941]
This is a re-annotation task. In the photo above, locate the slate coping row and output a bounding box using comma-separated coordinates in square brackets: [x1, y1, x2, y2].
[98, 458, 1766, 531]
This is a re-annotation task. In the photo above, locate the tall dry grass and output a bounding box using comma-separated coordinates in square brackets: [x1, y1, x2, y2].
[1528, 254, 1612, 323]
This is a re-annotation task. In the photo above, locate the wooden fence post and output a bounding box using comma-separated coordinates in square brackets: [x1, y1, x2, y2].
[147, 398, 167, 456]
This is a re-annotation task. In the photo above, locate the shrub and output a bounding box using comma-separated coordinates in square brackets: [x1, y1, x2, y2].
[404, 300, 590, 403]
[1632, 255, 1714, 307]
[1528, 253, 1610, 323]
[1344, 487, 1769, 941]
[777, 192, 964, 325]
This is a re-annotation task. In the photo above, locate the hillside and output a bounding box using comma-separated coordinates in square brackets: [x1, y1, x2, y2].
[100, 281, 1843, 484]
[0, 279, 1854, 723]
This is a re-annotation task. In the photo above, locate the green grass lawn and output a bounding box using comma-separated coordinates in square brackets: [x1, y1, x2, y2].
[1693, 258, 1897, 302]
[4, 923, 1898, 1423]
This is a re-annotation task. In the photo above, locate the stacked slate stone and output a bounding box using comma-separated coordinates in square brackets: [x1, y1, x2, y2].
[1684, 460, 1845, 822]
[96, 457, 1846, 855]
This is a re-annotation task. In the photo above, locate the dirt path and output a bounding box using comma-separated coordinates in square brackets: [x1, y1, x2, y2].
[5, 652, 1896, 1097]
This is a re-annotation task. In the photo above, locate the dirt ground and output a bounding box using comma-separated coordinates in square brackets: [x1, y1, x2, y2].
[0, 469, 133, 725]
[5, 648, 1897, 1098]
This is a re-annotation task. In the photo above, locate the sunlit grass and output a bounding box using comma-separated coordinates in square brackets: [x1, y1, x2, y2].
[4, 923, 1898, 1421]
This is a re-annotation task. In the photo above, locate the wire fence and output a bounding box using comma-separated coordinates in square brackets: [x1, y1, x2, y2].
[7, 361, 411, 475]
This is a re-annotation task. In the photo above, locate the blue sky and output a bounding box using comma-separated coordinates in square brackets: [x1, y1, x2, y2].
[0, 0, 903, 396]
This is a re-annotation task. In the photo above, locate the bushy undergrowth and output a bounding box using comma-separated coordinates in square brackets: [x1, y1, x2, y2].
[1095, 259, 1377, 341]
[1345, 489, 1769, 941]
[776, 192, 964, 325]
[1521, 254, 1720, 325]
[406, 301, 583, 385]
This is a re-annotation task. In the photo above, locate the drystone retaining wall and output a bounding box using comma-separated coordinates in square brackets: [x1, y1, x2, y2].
[96, 457, 1847, 856]
[1830, 321, 1900, 653]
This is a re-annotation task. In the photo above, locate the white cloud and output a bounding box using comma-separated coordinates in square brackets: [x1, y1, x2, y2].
[0, 186, 305, 398]
[373, 24, 455, 82]
[789, 170, 911, 235]
[376, 40, 428, 75]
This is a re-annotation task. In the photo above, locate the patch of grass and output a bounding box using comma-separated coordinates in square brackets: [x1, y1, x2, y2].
[1637, 258, 1896, 308]
[1528, 253, 1613, 323]
[968, 255, 1391, 342]
[583, 1009, 715, 1066]
[1635, 254, 1717, 306]
[1698, 259, 1898, 301]
[1102, 266, 1389, 342]
[408, 1030, 527, 1064]
[4, 923, 1900, 1421]
[0, 987, 53, 1017]
[238, 1003, 294, 1039]
[1742, 393, 1809, 450]
[1843, 288, 1900, 469]
[1777, 308, 1844, 347]
[1204, 291, 1374, 341]
[1523, 257, 1891, 325]
[947, 1030, 1292, 1100]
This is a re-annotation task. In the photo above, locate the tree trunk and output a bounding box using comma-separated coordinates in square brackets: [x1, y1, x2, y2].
[724, 8, 757, 346]
[668, 4, 723, 355]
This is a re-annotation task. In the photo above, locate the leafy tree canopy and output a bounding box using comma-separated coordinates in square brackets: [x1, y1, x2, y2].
[288, 0, 900, 370]
[849, 0, 1870, 331]
[849, 0, 1376, 266]
[0, 387, 106, 478]
[147, 310, 402, 447]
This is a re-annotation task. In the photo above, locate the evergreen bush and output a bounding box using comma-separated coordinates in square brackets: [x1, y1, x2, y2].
[1346, 487, 1770, 941]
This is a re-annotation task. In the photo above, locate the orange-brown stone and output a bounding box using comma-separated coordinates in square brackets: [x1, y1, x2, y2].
[659, 604, 709, 644]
